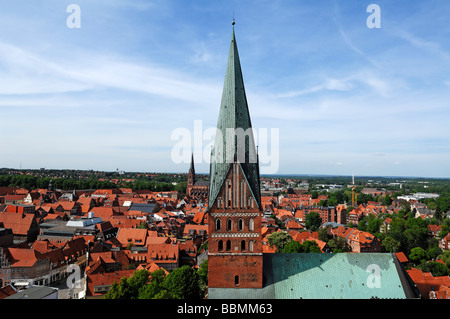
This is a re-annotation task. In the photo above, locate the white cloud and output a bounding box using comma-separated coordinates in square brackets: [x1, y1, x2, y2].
[0, 43, 93, 95]
[390, 28, 450, 64]
[0, 41, 221, 107]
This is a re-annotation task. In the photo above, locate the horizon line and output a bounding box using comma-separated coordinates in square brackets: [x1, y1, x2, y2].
[2, 167, 450, 180]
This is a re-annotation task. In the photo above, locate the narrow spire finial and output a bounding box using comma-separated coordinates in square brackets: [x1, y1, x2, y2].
[232, 12, 235, 26]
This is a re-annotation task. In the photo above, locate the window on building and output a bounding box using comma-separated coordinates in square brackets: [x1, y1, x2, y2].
[227, 218, 232, 231]
[238, 218, 243, 231]
[249, 218, 254, 231]
[218, 240, 223, 251]
[235, 275, 239, 286]
[226, 179, 232, 208]
[249, 240, 254, 252]
[226, 240, 231, 251]
[241, 240, 246, 251]
[216, 218, 221, 231]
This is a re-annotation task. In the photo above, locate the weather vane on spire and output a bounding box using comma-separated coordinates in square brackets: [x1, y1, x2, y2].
[232, 12, 235, 25]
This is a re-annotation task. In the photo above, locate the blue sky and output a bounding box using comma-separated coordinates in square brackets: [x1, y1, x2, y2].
[0, 0, 449, 178]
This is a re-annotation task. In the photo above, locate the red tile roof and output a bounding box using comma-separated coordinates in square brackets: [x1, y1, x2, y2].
[116, 228, 148, 247]
[148, 243, 179, 263]
[136, 262, 169, 275]
[407, 268, 450, 299]
[395, 252, 409, 263]
[0, 213, 35, 236]
[7, 248, 43, 267]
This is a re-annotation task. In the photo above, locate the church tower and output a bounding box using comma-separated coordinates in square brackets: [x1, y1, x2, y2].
[207, 23, 263, 289]
[187, 153, 196, 195]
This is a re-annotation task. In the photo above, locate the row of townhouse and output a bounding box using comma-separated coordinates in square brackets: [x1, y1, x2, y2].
[0, 237, 87, 289]
[329, 226, 382, 253]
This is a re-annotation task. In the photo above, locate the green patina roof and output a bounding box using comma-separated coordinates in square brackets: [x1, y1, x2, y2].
[208, 253, 419, 299]
[208, 26, 261, 209]
[270, 253, 407, 299]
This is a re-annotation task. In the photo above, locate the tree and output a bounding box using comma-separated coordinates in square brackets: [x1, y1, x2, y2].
[427, 245, 442, 261]
[420, 261, 449, 277]
[367, 216, 382, 235]
[127, 269, 152, 296]
[197, 260, 208, 298]
[105, 266, 203, 300]
[404, 220, 429, 253]
[318, 227, 331, 242]
[174, 181, 187, 195]
[357, 218, 368, 232]
[438, 251, 450, 268]
[409, 247, 428, 263]
[382, 236, 401, 253]
[327, 237, 351, 253]
[162, 265, 201, 299]
[269, 214, 284, 229]
[138, 269, 168, 299]
[282, 241, 302, 253]
[138, 281, 169, 299]
[104, 269, 150, 300]
[388, 216, 407, 252]
[439, 218, 450, 238]
[434, 206, 443, 221]
[382, 194, 393, 206]
[305, 212, 322, 231]
[137, 222, 148, 229]
[105, 275, 134, 299]
[282, 240, 322, 253]
[266, 231, 292, 252]
[301, 240, 322, 253]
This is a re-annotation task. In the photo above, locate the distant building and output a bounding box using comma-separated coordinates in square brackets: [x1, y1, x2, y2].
[186, 154, 209, 199]
[361, 188, 386, 196]
[398, 193, 440, 202]
[38, 212, 107, 244]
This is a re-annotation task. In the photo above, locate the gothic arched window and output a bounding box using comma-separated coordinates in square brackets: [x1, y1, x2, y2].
[216, 218, 221, 231]
[249, 218, 255, 231]
[227, 218, 232, 231]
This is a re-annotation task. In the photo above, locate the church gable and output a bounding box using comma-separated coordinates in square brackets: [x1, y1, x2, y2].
[209, 161, 258, 212]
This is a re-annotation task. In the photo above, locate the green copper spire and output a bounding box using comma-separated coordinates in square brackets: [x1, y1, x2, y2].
[208, 25, 261, 210]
